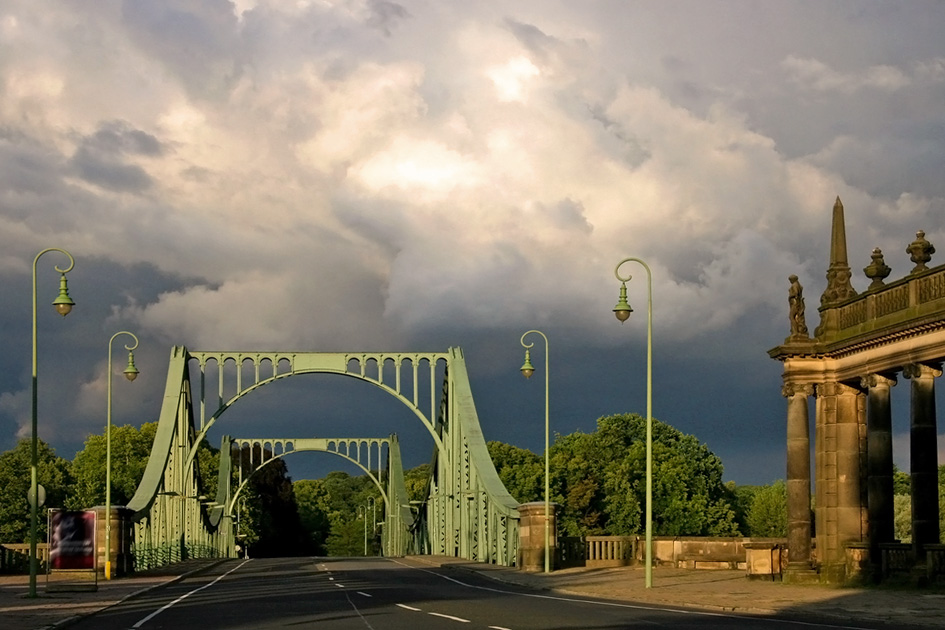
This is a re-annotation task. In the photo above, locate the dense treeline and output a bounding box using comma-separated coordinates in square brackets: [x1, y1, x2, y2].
[2, 413, 943, 554]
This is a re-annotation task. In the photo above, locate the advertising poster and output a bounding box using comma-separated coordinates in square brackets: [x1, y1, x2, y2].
[48, 510, 96, 571]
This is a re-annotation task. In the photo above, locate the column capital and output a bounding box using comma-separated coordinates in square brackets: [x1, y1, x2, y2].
[903, 363, 943, 380]
[782, 383, 814, 398]
[861, 373, 898, 389]
[816, 381, 862, 397]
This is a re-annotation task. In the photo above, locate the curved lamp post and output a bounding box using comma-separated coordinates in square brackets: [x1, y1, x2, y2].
[30, 248, 75, 597]
[104, 331, 139, 580]
[613, 257, 653, 589]
[520, 329, 550, 574]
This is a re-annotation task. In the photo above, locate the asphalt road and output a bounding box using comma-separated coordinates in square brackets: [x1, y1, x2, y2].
[65, 557, 907, 630]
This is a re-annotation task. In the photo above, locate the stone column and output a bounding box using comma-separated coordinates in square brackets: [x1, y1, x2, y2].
[836, 382, 866, 550]
[783, 383, 813, 569]
[861, 373, 896, 567]
[903, 363, 942, 558]
[815, 381, 866, 580]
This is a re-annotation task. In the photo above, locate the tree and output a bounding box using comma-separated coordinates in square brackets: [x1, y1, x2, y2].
[549, 414, 739, 537]
[243, 458, 309, 557]
[294, 479, 331, 555]
[0, 439, 72, 542]
[404, 463, 431, 503]
[746, 480, 787, 537]
[67, 422, 157, 509]
[487, 441, 542, 503]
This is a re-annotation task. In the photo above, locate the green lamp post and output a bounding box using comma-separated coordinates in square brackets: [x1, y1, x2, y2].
[613, 257, 654, 589]
[30, 248, 75, 597]
[520, 329, 551, 573]
[104, 331, 139, 580]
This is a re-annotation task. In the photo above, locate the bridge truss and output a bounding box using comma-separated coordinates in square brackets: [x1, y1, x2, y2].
[125, 346, 520, 569]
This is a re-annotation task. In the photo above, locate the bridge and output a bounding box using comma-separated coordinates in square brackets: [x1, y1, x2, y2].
[123, 346, 520, 570]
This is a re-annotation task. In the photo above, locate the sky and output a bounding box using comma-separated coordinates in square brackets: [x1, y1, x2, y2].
[2, 0, 944, 488]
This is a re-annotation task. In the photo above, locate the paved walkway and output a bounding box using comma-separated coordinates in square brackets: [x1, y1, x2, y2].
[421, 557, 945, 628]
[2, 558, 944, 629]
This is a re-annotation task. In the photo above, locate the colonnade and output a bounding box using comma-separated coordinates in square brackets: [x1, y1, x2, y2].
[782, 365, 941, 579]
[771, 198, 945, 583]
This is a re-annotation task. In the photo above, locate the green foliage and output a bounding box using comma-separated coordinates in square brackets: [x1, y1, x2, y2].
[326, 516, 368, 556]
[404, 463, 431, 502]
[893, 466, 910, 495]
[549, 414, 739, 537]
[746, 480, 787, 537]
[894, 494, 912, 543]
[243, 458, 310, 557]
[67, 422, 157, 510]
[486, 441, 542, 503]
[0, 439, 72, 542]
[293, 479, 331, 555]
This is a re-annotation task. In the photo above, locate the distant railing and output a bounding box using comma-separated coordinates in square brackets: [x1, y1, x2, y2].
[0, 543, 48, 574]
[586, 536, 635, 568]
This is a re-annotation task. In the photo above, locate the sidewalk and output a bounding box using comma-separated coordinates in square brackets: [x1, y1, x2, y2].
[419, 556, 945, 628]
[0, 560, 222, 630]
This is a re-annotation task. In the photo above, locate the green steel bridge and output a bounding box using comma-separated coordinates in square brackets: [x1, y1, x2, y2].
[125, 346, 520, 568]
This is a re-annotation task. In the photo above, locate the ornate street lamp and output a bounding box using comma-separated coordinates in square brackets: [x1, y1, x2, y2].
[613, 257, 653, 588]
[30, 248, 75, 597]
[105, 331, 139, 580]
[520, 329, 551, 573]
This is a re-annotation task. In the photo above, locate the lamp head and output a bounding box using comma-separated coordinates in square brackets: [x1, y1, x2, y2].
[123, 350, 139, 381]
[52, 273, 75, 316]
[520, 349, 535, 379]
[613, 282, 632, 323]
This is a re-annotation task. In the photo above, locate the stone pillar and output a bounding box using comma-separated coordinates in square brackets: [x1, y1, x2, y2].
[815, 382, 867, 580]
[92, 505, 134, 577]
[517, 501, 557, 572]
[783, 383, 813, 570]
[862, 373, 896, 569]
[903, 363, 942, 559]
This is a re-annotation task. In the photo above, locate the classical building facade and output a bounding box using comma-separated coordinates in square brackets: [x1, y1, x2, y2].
[769, 198, 943, 583]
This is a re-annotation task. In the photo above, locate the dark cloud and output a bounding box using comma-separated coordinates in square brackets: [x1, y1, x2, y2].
[68, 122, 161, 193]
[366, 0, 411, 36]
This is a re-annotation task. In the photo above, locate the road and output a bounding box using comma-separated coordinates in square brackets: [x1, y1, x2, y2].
[68, 557, 903, 630]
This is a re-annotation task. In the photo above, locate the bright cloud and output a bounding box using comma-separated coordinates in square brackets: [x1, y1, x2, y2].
[1, 0, 944, 484]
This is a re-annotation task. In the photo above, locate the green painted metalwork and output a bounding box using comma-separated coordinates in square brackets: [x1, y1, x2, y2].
[125, 346, 521, 570]
[218, 435, 413, 557]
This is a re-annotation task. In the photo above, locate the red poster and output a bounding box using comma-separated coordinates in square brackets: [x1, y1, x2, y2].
[48, 510, 96, 570]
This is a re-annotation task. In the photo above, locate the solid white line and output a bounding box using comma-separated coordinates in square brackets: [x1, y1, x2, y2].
[357, 591, 372, 597]
[429, 612, 470, 622]
[132, 559, 250, 628]
[396, 603, 422, 611]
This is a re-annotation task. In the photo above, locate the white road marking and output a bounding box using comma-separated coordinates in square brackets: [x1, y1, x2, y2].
[396, 603, 422, 611]
[429, 612, 470, 623]
[357, 591, 372, 597]
[335, 582, 344, 587]
[132, 559, 251, 628]
[488, 627, 512, 630]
